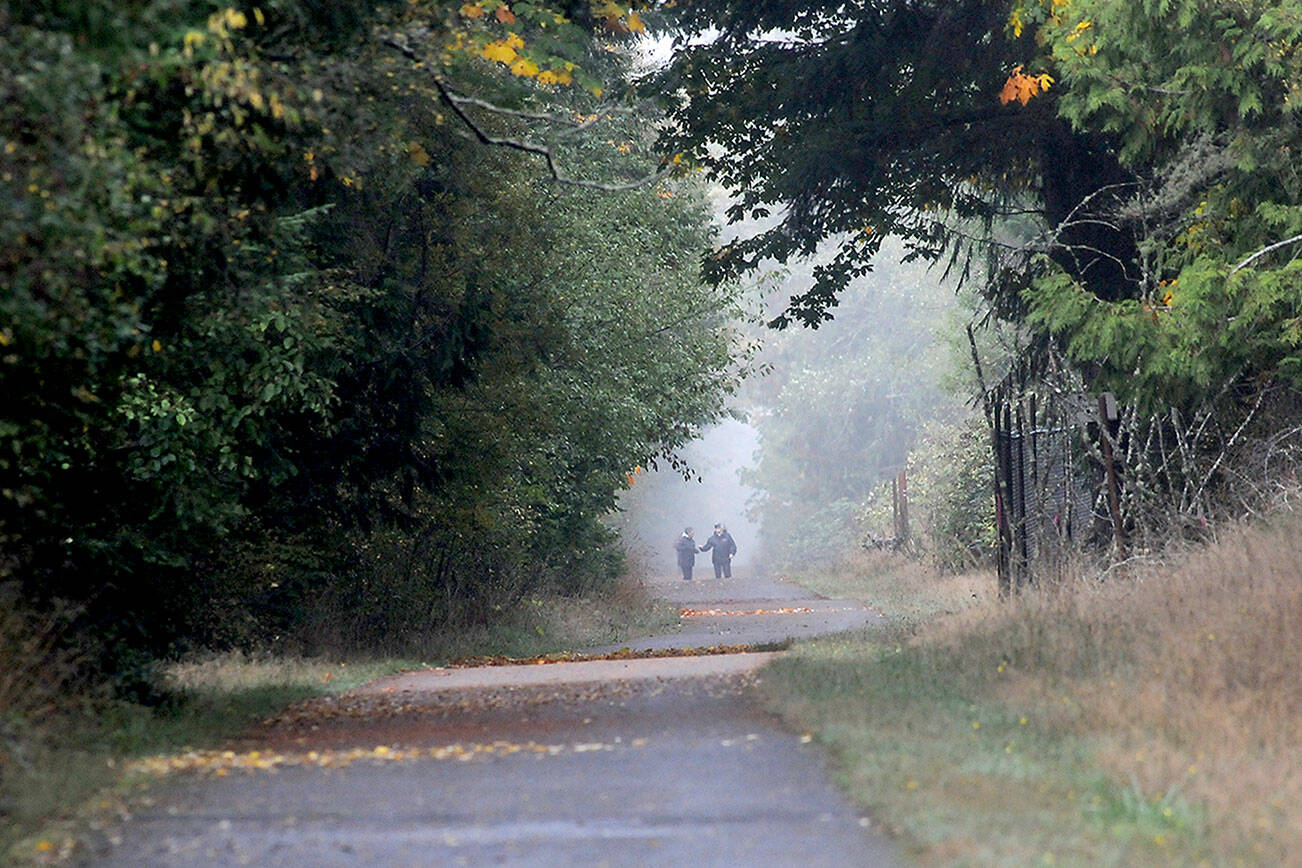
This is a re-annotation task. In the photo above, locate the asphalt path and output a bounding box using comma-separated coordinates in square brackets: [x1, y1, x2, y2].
[83, 570, 898, 866]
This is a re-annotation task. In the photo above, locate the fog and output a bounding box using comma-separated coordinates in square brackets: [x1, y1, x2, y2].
[611, 417, 762, 579]
[609, 178, 968, 579]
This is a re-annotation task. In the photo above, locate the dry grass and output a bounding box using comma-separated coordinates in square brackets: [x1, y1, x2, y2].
[766, 513, 1302, 864]
[783, 548, 996, 624]
[961, 516, 1302, 863]
[0, 595, 106, 862]
[163, 652, 397, 695]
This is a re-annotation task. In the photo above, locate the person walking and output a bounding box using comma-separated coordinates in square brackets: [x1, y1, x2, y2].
[674, 527, 698, 582]
[699, 523, 737, 579]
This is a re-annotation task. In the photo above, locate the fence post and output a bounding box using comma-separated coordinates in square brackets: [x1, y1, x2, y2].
[898, 469, 909, 545]
[1097, 393, 1126, 562]
[997, 403, 1016, 596]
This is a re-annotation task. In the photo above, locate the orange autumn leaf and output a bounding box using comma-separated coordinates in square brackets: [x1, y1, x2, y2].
[496, 5, 516, 23]
[999, 65, 1053, 106]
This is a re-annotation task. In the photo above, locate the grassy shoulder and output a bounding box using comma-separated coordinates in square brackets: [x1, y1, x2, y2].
[764, 533, 1300, 866]
[2, 578, 676, 864]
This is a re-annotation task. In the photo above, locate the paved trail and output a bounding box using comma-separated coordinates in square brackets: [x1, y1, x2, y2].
[85, 572, 899, 866]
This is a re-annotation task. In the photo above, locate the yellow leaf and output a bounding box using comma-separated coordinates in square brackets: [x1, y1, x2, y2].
[627, 11, 645, 33]
[408, 141, 431, 166]
[510, 57, 540, 77]
[152, 339, 163, 352]
[480, 40, 517, 64]
[460, 3, 485, 17]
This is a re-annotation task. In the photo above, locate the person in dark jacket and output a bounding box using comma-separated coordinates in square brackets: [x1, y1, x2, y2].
[674, 527, 698, 581]
[699, 523, 738, 578]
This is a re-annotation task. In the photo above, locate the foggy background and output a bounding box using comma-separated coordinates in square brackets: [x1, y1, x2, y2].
[611, 417, 762, 579]
[612, 189, 967, 581]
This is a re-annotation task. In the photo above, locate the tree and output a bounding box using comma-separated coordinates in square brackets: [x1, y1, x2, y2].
[740, 240, 965, 565]
[2, 0, 753, 675]
[652, 0, 1145, 328]
[651, 0, 1302, 546]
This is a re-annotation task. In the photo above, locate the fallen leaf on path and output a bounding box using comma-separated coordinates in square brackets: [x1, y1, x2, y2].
[680, 607, 816, 617]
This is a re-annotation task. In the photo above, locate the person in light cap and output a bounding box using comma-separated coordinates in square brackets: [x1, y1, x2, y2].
[674, 527, 698, 581]
[698, 523, 737, 579]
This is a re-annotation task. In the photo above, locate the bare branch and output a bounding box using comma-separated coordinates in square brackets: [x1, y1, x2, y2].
[1230, 232, 1302, 276]
[383, 36, 671, 193]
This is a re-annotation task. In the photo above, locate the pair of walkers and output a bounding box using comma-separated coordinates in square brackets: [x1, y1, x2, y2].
[674, 524, 737, 582]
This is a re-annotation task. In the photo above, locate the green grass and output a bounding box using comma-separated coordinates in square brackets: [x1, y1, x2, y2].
[761, 635, 1213, 866]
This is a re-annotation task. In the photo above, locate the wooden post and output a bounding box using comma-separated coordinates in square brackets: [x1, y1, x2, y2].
[1028, 394, 1039, 565]
[897, 470, 909, 545]
[1098, 393, 1126, 562]
[997, 403, 1015, 597]
[892, 474, 900, 543]
[970, 325, 1011, 598]
[1014, 400, 1028, 587]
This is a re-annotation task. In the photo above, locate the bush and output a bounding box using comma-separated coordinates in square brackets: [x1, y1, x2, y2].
[854, 414, 996, 570]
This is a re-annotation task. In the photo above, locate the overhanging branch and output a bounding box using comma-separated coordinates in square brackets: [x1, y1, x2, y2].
[383, 36, 670, 193]
[1230, 232, 1302, 276]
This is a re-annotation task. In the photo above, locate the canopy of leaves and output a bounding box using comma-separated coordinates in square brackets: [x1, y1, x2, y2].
[651, 0, 1143, 327]
[1, 0, 749, 679]
[1020, 0, 1302, 407]
[649, 0, 1302, 542]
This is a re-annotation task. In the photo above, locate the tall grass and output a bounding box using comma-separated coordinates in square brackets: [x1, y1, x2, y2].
[764, 513, 1302, 864]
[0, 592, 109, 862]
[975, 516, 1302, 863]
